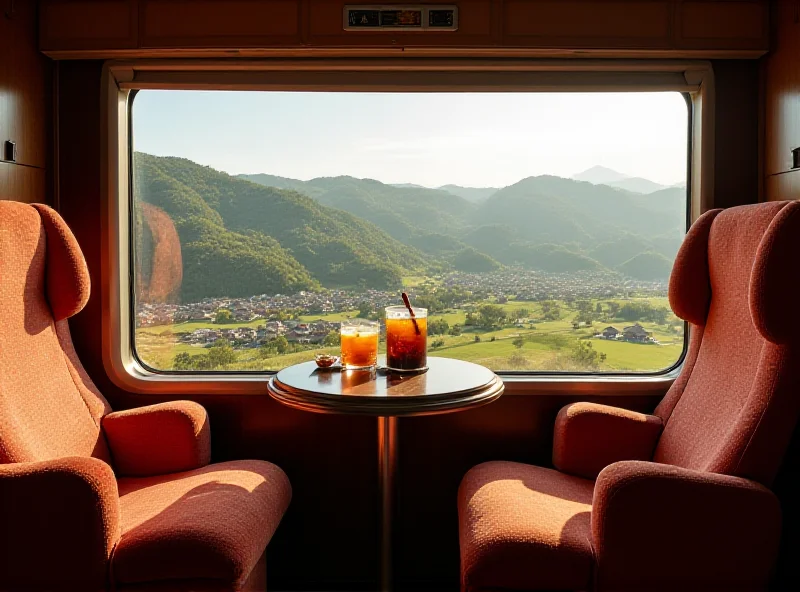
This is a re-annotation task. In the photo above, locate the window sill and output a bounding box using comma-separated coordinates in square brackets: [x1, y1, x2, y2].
[107, 355, 678, 397]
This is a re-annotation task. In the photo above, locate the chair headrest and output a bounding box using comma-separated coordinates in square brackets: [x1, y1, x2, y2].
[668, 208, 722, 326]
[30, 204, 90, 321]
[749, 200, 800, 344]
[670, 201, 800, 344]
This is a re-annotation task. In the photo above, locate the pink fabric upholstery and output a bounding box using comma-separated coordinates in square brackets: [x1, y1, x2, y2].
[460, 202, 800, 591]
[667, 208, 721, 325]
[103, 401, 211, 477]
[652, 322, 704, 423]
[114, 460, 291, 588]
[458, 461, 594, 592]
[0, 456, 120, 591]
[592, 461, 780, 592]
[0, 202, 291, 590]
[29, 203, 91, 321]
[553, 402, 662, 479]
[750, 200, 800, 344]
[654, 201, 800, 485]
[0, 201, 111, 464]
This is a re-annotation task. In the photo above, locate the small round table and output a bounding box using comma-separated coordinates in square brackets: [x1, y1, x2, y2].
[267, 357, 504, 592]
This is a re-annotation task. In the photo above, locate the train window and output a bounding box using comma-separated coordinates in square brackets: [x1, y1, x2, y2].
[130, 90, 688, 374]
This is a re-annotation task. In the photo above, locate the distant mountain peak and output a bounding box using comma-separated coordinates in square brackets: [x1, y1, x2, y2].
[571, 166, 670, 194]
[571, 166, 630, 184]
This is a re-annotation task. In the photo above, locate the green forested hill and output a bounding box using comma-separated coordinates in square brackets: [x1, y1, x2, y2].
[134, 153, 430, 300]
[474, 175, 685, 245]
[452, 247, 503, 272]
[437, 184, 498, 203]
[500, 243, 603, 272]
[590, 235, 661, 268]
[617, 252, 673, 280]
[241, 168, 685, 259]
[136, 153, 688, 302]
[244, 173, 476, 243]
[237, 173, 324, 198]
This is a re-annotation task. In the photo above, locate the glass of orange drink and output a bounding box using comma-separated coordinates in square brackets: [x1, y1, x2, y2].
[385, 306, 428, 372]
[340, 319, 379, 370]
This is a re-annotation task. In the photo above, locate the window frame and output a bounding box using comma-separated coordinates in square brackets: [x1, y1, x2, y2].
[101, 58, 714, 395]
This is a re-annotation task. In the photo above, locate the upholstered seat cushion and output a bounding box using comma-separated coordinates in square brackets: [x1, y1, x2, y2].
[458, 461, 594, 591]
[113, 460, 291, 588]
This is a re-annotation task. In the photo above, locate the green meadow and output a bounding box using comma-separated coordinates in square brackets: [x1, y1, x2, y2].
[135, 296, 684, 374]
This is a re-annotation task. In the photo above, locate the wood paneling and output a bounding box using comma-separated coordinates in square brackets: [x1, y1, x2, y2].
[0, 163, 46, 204]
[766, 170, 800, 202]
[0, 0, 51, 204]
[141, 0, 301, 47]
[713, 60, 761, 208]
[678, 1, 767, 46]
[504, 0, 670, 46]
[40, 0, 138, 51]
[40, 0, 770, 58]
[764, 0, 800, 180]
[0, 0, 50, 169]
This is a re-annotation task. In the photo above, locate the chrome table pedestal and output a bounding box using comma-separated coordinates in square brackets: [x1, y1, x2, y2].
[378, 415, 397, 592]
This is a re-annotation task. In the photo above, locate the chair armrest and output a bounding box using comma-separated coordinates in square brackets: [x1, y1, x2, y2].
[103, 401, 211, 477]
[0, 456, 120, 591]
[592, 461, 781, 592]
[552, 402, 662, 479]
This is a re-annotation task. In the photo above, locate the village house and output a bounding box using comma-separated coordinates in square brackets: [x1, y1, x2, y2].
[622, 323, 651, 342]
[601, 326, 620, 339]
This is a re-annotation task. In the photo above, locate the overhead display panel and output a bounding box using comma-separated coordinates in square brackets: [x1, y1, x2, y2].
[344, 5, 459, 31]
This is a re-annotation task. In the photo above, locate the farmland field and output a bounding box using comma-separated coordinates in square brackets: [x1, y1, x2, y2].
[135, 296, 684, 374]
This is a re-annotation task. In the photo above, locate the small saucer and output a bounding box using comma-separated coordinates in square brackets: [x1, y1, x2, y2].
[314, 354, 340, 370]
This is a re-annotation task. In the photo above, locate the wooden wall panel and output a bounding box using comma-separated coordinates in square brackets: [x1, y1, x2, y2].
[766, 170, 800, 202]
[0, 163, 46, 204]
[678, 1, 767, 48]
[40, 0, 770, 58]
[504, 0, 671, 47]
[141, 0, 301, 47]
[764, 0, 800, 181]
[0, 0, 52, 204]
[714, 60, 761, 207]
[40, 0, 138, 51]
[0, 0, 50, 169]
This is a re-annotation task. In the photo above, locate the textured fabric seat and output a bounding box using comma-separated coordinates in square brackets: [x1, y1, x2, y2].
[459, 462, 594, 591]
[459, 201, 800, 592]
[115, 461, 291, 586]
[0, 201, 291, 591]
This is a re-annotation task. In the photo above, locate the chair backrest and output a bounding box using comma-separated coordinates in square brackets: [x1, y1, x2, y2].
[0, 201, 111, 464]
[653, 201, 800, 486]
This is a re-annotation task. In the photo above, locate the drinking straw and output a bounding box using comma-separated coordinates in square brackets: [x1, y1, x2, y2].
[401, 292, 421, 335]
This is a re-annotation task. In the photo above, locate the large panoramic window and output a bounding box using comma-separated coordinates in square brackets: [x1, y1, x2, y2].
[130, 90, 688, 374]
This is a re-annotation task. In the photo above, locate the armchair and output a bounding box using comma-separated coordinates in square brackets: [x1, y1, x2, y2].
[459, 201, 800, 591]
[0, 201, 291, 591]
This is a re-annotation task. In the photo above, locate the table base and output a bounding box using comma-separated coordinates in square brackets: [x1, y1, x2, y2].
[378, 416, 397, 592]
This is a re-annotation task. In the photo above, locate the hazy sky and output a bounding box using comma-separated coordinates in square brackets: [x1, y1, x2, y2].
[133, 90, 688, 188]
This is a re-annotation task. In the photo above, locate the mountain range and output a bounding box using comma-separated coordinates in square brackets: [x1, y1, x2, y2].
[572, 165, 685, 194]
[241, 165, 683, 203]
[134, 153, 686, 302]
